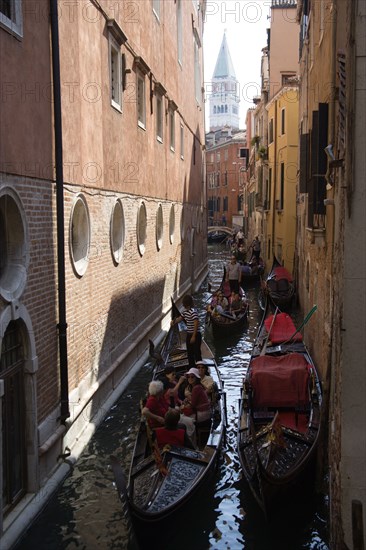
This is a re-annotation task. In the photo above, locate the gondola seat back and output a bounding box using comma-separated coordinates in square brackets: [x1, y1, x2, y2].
[250, 353, 310, 409]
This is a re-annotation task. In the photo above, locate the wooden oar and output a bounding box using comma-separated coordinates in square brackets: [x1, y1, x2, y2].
[260, 307, 279, 355]
[282, 304, 318, 344]
[110, 455, 141, 548]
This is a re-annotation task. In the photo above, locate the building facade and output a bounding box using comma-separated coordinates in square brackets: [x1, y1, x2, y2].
[206, 132, 248, 229]
[296, 0, 366, 547]
[245, 0, 299, 273]
[264, 85, 299, 273]
[0, 0, 207, 546]
[246, 0, 366, 546]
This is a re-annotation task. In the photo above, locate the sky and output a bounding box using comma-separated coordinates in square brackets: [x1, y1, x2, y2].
[203, 1, 272, 129]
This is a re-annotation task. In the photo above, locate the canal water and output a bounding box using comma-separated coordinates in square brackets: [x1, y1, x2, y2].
[15, 245, 329, 550]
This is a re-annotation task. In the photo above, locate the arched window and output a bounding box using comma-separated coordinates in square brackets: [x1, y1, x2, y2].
[1, 321, 27, 514]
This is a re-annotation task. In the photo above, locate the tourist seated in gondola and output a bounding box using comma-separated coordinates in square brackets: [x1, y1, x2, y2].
[142, 380, 169, 429]
[207, 291, 229, 317]
[155, 409, 195, 449]
[161, 365, 186, 406]
[180, 368, 212, 423]
[229, 291, 244, 318]
[196, 361, 214, 396]
[240, 262, 252, 276]
[143, 380, 196, 438]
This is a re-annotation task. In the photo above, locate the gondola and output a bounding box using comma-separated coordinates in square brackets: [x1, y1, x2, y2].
[259, 256, 295, 310]
[111, 299, 226, 528]
[207, 230, 229, 244]
[240, 254, 265, 288]
[206, 270, 249, 338]
[237, 298, 322, 518]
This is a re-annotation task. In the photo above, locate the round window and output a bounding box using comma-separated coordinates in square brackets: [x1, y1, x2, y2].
[69, 194, 90, 277]
[137, 202, 147, 256]
[156, 204, 163, 251]
[0, 188, 29, 301]
[110, 200, 125, 264]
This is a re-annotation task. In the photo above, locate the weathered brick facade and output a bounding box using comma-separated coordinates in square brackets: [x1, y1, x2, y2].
[0, 1, 208, 545]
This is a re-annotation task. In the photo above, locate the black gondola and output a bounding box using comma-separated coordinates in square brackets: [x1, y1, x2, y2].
[207, 230, 229, 244]
[111, 299, 226, 527]
[206, 269, 249, 338]
[240, 254, 265, 288]
[259, 256, 295, 310]
[237, 299, 322, 518]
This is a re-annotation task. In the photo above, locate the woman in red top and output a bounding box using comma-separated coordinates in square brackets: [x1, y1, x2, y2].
[155, 409, 195, 449]
[181, 368, 211, 423]
[142, 380, 169, 429]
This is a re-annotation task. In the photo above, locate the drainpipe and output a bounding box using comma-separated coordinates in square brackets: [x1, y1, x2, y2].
[50, 0, 70, 422]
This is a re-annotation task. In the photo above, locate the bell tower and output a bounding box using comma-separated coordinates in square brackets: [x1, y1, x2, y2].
[209, 31, 240, 131]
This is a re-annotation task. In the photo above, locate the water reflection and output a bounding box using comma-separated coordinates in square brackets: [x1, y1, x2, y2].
[15, 244, 329, 550]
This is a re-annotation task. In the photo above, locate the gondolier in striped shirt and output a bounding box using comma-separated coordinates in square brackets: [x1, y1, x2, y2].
[171, 294, 202, 369]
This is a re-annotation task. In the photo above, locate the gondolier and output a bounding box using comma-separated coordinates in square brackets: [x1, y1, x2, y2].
[171, 294, 202, 368]
[226, 255, 242, 293]
[251, 236, 261, 260]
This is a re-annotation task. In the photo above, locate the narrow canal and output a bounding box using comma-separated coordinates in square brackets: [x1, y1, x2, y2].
[15, 245, 329, 549]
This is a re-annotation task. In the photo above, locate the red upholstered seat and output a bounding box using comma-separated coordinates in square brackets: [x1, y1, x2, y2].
[273, 266, 293, 282]
[264, 312, 303, 344]
[250, 353, 310, 409]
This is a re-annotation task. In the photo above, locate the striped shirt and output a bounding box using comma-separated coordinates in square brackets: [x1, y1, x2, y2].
[181, 308, 199, 334]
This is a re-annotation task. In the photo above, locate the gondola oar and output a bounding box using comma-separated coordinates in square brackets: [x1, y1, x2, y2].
[282, 304, 318, 344]
[110, 456, 141, 549]
[260, 307, 279, 356]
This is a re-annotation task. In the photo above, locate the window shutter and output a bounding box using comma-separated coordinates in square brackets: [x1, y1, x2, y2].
[299, 133, 309, 193]
[337, 51, 346, 154]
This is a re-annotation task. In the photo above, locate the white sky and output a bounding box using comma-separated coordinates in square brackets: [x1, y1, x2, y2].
[203, 1, 271, 129]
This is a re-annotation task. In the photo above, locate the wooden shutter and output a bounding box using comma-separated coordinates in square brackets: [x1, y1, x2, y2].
[299, 133, 309, 193]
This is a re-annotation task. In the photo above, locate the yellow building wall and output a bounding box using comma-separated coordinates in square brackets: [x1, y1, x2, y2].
[266, 88, 298, 274]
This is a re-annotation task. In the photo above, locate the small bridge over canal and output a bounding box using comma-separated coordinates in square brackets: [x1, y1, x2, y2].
[207, 226, 233, 236]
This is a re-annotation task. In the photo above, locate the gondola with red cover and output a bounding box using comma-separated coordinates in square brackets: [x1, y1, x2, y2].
[259, 256, 296, 310]
[237, 299, 322, 518]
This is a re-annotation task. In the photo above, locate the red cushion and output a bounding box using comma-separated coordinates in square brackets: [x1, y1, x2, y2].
[251, 353, 310, 408]
[264, 312, 303, 344]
